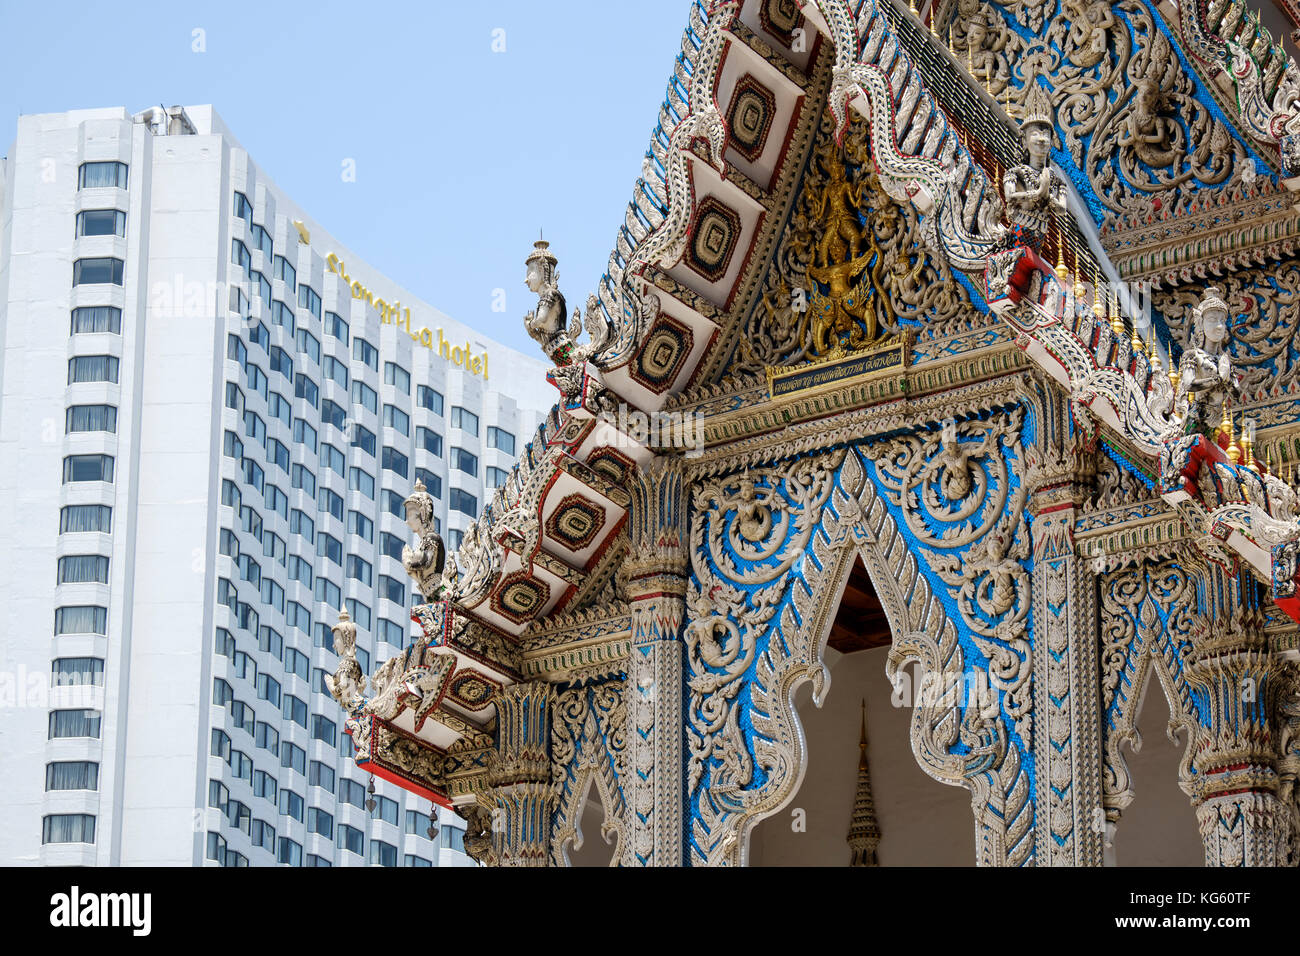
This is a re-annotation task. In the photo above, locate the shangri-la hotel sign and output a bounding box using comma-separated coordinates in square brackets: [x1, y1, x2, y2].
[327, 253, 489, 380]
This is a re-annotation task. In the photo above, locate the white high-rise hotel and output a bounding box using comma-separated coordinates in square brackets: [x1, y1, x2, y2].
[0, 105, 554, 865]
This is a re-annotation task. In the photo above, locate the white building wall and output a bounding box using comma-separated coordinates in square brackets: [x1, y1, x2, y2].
[0, 105, 555, 867]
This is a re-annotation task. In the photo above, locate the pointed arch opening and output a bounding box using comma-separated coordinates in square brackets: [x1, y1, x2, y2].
[748, 556, 974, 865]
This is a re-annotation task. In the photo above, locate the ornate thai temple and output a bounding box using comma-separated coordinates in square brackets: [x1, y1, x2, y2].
[325, 0, 1300, 866]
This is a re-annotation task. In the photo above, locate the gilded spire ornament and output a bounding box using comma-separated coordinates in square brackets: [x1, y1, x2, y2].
[847, 700, 882, 867]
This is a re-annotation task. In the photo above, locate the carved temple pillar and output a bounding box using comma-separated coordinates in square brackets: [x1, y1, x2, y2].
[1024, 410, 1105, 866]
[622, 455, 689, 866]
[1185, 567, 1291, 866]
[488, 681, 553, 866]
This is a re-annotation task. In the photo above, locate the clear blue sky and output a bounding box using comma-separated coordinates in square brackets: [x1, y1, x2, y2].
[0, 0, 693, 355]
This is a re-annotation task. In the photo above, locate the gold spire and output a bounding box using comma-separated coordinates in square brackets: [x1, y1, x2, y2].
[848, 700, 881, 866]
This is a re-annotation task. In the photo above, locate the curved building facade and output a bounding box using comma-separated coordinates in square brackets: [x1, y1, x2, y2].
[0, 105, 554, 866]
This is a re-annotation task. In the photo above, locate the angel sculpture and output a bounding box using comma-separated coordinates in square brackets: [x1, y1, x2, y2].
[401, 479, 447, 600]
[522, 238, 612, 399]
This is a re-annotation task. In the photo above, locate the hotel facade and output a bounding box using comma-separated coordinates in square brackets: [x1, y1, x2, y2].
[0, 105, 555, 866]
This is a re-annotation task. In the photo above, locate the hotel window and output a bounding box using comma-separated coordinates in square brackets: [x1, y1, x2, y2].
[223, 430, 244, 461]
[380, 532, 405, 562]
[287, 556, 313, 591]
[486, 466, 509, 489]
[378, 619, 404, 647]
[322, 356, 348, 389]
[51, 658, 105, 687]
[405, 855, 432, 867]
[351, 424, 376, 457]
[298, 284, 322, 318]
[383, 404, 409, 436]
[66, 404, 118, 434]
[487, 426, 516, 456]
[373, 795, 399, 827]
[381, 446, 408, 480]
[291, 466, 317, 501]
[383, 362, 410, 394]
[206, 832, 227, 864]
[225, 851, 249, 868]
[414, 468, 442, 499]
[379, 575, 405, 606]
[319, 487, 344, 522]
[251, 223, 273, 260]
[346, 554, 373, 587]
[369, 840, 398, 867]
[414, 389, 443, 421]
[240, 505, 263, 541]
[241, 457, 264, 494]
[68, 355, 119, 384]
[233, 192, 253, 223]
[243, 410, 266, 446]
[305, 854, 331, 868]
[352, 337, 378, 371]
[256, 721, 280, 758]
[70, 305, 122, 334]
[309, 760, 335, 792]
[346, 598, 371, 630]
[268, 392, 292, 429]
[225, 382, 245, 415]
[57, 555, 109, 585]
[267, 439, 290, 476]
[249, 321, 269, 353]
[75, 209, 126, 238]
[250, 819, 276, 852]
[269, 348, 292, 385]
[54, 605, 107, 635]
[347, 509, 374, 543]
[451, 406, 479, 436]
[311, 578, 339, 611]
[261, 578, 285, 615]
[325, 311, 348, 343]
[416, 426, 443, 457]
[450, 447, 478, 477]
[283, 694, 308, 729]
[317, 533, 343, 567]
[307, 807, 334, 840]
[321, 399, 346, 431]
[339, 777, 366, 809]
[227, 333, 248, 366]
[229, 284, 249, 316]
[310, 714, 337, 747]
[63, 454, 114, 484]
[257, 272, 272, 309]
[444, 826, 467, 854]
[246, 363, 269, 401]
[377, 489, 403, 519]
[274, 255, 296, 291]
[49, 709, 101, 739]
[73, 256, 125, 286]
[293, 419, 318, 455]
[271, 300, 295, 334]
[79, 161, 128, 190]
[296, 328, 320, 365]
[231, 239, 252, 276]
[253, 769, 277, 803]
[60, 504, 112, 534]
[208, 780, 229, 812]
[284, 646, 309, 682]
[290, 509, 315, 545]
[279, 790, 304, 823]
[286, 601, 311, 636]
[295, 373, 319, 409]
[278, 837, 303, 867]
[281, 742, 306, 777]
[450, 489, 478, 519]
[43, 814, 96, 845]
[352, 380, 377, 415]
[46, 761, 99, 792]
